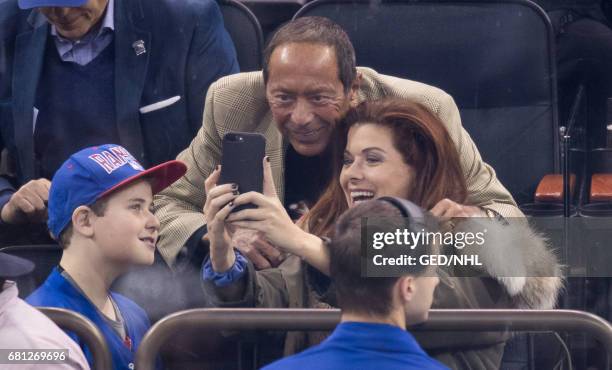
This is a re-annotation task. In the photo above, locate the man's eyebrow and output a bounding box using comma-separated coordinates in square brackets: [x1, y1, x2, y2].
[270, 84, 336, 94]
[269, 87, 293, 93]
[306, 85, 337, 93]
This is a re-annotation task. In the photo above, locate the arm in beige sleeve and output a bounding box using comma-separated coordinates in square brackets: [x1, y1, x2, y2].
[437, 92, 524, 218]
[154, 84, 223, 267]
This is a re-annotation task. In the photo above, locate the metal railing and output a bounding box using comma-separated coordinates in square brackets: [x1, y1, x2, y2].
[135, 308, 612, 369]
[39, 307, 113, 370]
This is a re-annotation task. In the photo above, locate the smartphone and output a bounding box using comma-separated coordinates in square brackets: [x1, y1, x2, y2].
[219, 132, 266, 211]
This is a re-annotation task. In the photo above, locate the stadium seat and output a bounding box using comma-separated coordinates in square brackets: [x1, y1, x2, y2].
[239, 0, 306, 42]
[293, 0, 559, 205]
[219, 0, 264, 71]
[0, 244, 61, 298]
[38, 306, 112, 370]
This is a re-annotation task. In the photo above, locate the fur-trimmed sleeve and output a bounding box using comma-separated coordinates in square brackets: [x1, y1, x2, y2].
[454, 218, 564, 309]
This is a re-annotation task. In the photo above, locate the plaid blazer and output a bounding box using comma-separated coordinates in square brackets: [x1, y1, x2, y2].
[154, 67, 522, 266]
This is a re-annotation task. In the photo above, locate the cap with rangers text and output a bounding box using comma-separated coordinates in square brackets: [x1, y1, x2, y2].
[47, 144, 186, 239]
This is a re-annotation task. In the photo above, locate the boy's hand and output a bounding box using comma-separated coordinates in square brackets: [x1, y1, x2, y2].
[1, 179, 51, 224]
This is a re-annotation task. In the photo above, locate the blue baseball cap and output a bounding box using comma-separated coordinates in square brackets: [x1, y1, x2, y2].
[18, 0, 87, 9]
[48, 144, 187, 239]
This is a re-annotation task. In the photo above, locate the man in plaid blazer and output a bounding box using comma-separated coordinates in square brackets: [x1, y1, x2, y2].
[154, 16, 523, 268]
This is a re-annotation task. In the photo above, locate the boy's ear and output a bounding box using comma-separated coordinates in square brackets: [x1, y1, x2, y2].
[397, 275, 416, 303]
[72, 206, 95, 237]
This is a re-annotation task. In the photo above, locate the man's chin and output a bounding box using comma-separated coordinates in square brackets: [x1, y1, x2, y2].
[57, 29, 86, 40]
[289, 135, 330, 156]
[291, 142, 326, 157]
[55, 22, 90, 40]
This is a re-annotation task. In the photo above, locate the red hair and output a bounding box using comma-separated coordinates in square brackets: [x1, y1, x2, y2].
[304, 98, 467, 236]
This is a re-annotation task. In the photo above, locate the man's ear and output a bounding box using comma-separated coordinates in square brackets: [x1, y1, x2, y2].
[72, 206, 95, 238]
[349, 72, 362, 108]
[397, 275, 416, 303]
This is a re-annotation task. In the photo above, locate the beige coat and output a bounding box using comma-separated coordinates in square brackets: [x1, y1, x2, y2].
[155, 68, 524, 267]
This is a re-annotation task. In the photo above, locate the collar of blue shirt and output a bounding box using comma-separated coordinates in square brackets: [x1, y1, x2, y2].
[48, 0, 115, 65]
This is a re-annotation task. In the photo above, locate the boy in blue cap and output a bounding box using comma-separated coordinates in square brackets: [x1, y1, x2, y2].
[27, 144, 186, 370]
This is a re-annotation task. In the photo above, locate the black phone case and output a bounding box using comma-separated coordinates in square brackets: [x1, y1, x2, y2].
[219, 132, 266, 211]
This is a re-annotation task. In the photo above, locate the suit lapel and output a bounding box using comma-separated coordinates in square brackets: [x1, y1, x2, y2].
[114, 0, 150, 164]
[13, 24, 47, 181]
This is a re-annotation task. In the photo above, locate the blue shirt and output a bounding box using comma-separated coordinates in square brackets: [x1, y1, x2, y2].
[27, 267, 152, 370]
[48, 0, 114, 65]
[262, 322, 449, 370]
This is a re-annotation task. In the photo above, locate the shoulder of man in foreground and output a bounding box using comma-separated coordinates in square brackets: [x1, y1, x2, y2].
[358, 67, 522, 217]
[154, 71, 271, 267]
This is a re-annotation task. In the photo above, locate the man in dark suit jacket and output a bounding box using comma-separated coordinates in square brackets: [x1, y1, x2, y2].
[0, 0, 238, 243]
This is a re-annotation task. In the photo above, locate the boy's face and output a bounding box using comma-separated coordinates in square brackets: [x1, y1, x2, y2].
[92, 180, 159, 266]
[402, 269, 439, 326]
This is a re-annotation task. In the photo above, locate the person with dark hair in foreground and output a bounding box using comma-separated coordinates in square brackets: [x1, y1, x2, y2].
[0, 252, 90, 370]
[26, 144, 186, 370]
[262, 199, 447, 370]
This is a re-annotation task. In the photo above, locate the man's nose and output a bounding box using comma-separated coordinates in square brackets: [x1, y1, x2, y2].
[290, 99, 314, 127]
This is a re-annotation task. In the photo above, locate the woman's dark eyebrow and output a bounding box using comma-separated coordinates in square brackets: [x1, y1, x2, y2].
[362, 147, 386, 154]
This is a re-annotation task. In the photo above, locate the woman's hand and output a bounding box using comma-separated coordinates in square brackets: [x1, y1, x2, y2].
[203, 166, 239, 272]
[226, 157, 307, 254]
[430, 198, 486, 220]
